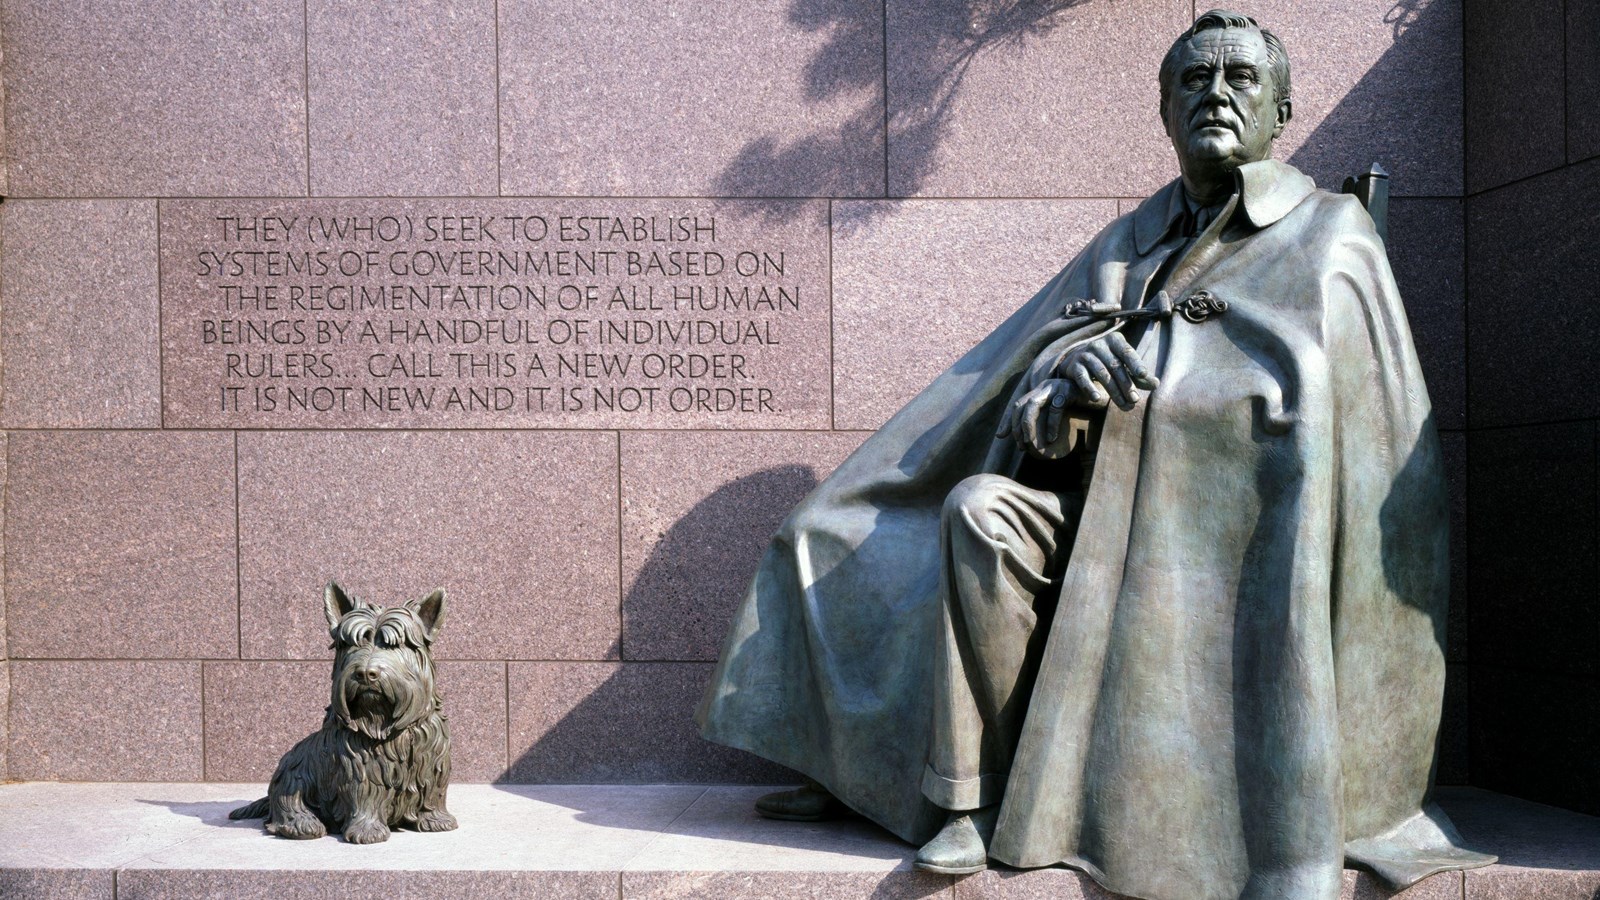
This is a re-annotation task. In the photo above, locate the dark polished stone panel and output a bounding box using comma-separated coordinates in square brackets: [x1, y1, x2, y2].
[1465, 0, 1566, 193]
[1441, 431, 1468, 663]
[1570, 0, 1600, 163]
[1470, 666, 1600, 817]
[1466, 160, 1600, 426]
[1388, 199, 1465, 431]
[1468, 421, 1598, 678]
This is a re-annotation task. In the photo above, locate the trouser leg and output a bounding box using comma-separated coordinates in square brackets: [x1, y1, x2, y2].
[923, 473, 1076, 811]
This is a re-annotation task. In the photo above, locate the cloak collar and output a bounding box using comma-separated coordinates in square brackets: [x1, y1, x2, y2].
[1133, 159, 1317, 256]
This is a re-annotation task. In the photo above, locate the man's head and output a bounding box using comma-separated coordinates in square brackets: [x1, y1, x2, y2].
[1158, 10, 1292, 196]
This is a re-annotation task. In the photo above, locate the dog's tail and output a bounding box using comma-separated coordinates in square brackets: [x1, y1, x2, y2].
[229, 797, 270, 820]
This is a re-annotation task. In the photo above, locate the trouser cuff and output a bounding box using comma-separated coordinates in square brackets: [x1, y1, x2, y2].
[922, 765, 1004, 811]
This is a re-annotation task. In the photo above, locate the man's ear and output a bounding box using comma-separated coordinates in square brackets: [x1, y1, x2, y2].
[408, 589, 446, 642]
[324, 582, 357, 630]
[1272, 98, 1293, 137]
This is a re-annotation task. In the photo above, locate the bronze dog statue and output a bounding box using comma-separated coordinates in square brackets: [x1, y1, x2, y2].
[230, 583, 457, 843]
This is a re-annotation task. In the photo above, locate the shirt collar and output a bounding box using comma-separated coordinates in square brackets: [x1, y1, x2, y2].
[1133, 159, 1317, 256]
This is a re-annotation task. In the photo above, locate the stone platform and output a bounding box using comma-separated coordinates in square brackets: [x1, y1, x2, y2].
[0, 784, 1593, 899]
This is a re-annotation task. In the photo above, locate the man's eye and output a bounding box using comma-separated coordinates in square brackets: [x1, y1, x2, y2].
[1229, 71, 1255, 86]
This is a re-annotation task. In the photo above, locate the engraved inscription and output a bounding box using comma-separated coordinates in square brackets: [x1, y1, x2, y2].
[160, 201, 830, 428]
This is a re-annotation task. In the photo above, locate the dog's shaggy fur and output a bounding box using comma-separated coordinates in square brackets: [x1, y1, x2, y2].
[230, 583, 457, 843]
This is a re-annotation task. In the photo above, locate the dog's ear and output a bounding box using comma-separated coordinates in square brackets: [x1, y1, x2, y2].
[408, 588, 446, 641]
[324, 582, 358, 630]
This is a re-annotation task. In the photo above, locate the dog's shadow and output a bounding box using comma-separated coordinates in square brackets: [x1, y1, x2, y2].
[135, 798, 263, 830]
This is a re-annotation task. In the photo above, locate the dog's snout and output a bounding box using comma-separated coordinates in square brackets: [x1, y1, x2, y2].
[358, 665, 382, 685]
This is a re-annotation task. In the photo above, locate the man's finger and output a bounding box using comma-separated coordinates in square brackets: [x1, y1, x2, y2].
[1015, 386, 1048, 450]
[1043, 389, 1067, 445]
[996, 399, 1017, 438]
[1067, 363, 1109, 408]
[1090, 340, 1139, 404]
[1107, 333, 1160, 389]
[1082, 351, 1133, 407]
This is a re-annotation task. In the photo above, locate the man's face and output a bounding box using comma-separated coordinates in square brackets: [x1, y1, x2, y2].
[1163, 27, 1287, 173]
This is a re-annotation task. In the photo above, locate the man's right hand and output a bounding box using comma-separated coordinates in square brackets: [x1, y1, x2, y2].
[1057, 331, 1158, 409]
[996, 331, 1159, 459]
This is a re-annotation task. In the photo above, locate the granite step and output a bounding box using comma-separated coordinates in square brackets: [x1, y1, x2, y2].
[0, 784, 1592, 899]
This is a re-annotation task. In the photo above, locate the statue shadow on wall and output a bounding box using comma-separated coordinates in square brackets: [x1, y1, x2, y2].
[499, 462, 951, 851]
[500, 467, 834, 822]
[1284, 0, 1455, 192]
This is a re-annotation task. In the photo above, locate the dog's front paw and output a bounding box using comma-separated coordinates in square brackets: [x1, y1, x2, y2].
[268, 813, 327, 840]
[415, 809, 458, 832]
[343, 818, 391, 844]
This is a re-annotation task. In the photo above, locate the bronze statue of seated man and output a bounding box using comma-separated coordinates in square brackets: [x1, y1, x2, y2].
[698, 10, 1494, 900]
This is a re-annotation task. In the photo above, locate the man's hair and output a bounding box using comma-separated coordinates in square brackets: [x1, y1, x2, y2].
[1158, 9, 1291, 116]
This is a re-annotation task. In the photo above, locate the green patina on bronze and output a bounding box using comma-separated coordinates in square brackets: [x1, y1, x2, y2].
[698, 9, 1494, 899]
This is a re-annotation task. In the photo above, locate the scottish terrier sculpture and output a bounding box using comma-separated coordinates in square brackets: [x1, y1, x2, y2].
[230, 583, 457, 843]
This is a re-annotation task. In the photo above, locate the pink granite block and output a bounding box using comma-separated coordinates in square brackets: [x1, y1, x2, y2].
[1467, 869, 1600, 900]
[954, 868, 1460, 899]
[0, 33, 8, 198]
[0, 0, 307, 197]
[620, 431, 867, 661]
[0, 430, 7, 662]
[0, 435, 6, 782]
[307, 0, 497, 196]
[831, 199, 1113, 430]
[506, 662, 788, 783]
[498, 0, 884, 197]
[0, 661, 9, 782]
[0, 201, 159, 428]
[203, 660, 507, 782]
[158, 199, 832, 430]
[6, 431, 237, 659]
[952, 869, 1124, 899]
[7, 661, 202, 781]
[1259, 0, 1463, 196]
[238, 431, 619, 660]
[886, 0, 1188, 198]
[115, 870, 617, 900]
[436, 661, 510, 781]
[0, 870, 114, 900]
[623, 872, 954, 899]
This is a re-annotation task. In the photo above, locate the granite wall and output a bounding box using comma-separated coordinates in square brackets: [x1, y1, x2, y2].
[0, 0, 1473, 788]
[1463, 0, 1600, 816]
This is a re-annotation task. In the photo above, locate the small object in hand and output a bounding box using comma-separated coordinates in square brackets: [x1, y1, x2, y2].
[229, 582, 456, 843]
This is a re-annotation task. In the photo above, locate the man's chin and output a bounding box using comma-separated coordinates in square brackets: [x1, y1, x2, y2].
[1184, 136, 1241, 161]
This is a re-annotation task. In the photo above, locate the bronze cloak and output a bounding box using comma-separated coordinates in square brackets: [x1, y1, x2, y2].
[697, 159, 1491, 900]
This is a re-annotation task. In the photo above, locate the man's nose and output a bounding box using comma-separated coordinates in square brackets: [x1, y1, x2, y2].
[1203, 70, 1229, 104]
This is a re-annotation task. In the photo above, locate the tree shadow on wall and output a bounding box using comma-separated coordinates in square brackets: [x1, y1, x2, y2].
[501, 465, 824, 787]
[716, 0, 1096, 221]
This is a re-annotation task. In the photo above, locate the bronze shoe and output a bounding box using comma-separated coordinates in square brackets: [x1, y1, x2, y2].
[753, 782, 846, 821]
[913, 805, 999, 875]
